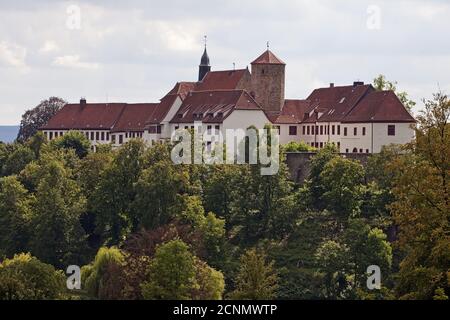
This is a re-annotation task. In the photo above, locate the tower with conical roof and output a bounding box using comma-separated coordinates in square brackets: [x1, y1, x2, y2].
[251, 46, 286, 112]
[198, 36, 211, 81]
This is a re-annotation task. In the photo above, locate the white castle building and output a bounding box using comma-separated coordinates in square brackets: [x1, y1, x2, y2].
[40, 47, 416, 153]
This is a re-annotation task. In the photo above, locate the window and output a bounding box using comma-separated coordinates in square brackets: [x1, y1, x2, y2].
[96, 132, 100, 140]
[101, 132, 105, 141]
[106, 133, 110, 141]
[85, 132, 89, 139]
[360, 149, 363, 153]
[49, 132, 53, 140]
[55, 132, 58, 138]
[175, 126, 179, 130]
[90, 132, 94, 140]
[320, 126, 323, 135]
[388, 125, 396, 136]
[215, 125, 220, 134]
[354, 128, 357, 136]
[119, 135, 123, 144]
[316, 126, 319, 135]
[289, 126, 297, 136]
[346, 148, 349, 153]
[157, 125, 162, 134]
[362, 127, 366, 136]
[353, 148, 358, 153]
[366, 149, 370, 153]
[332, 125, 335, 135]
[185, 126, 189, 130]
[111, 135, 116, 144]
[320, 142, 323, 148]
[302, 126, 306, 135]
[337, 125, 341, 135]
[307, 126, 310, 135]
[337, 142, 341, 150]
[344, 127, 348, 136]
[207, 125, 212, 135]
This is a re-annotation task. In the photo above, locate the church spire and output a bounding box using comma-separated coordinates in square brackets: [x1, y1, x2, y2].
[199, 35, 211, 81]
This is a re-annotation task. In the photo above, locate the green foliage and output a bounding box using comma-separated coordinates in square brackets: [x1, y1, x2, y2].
[0, 253, 66, 300]
[282, 141, 316, 153]
[51, 131, 91, 158]
[92, 139, 145, 244]
[390, 91, 450, 299]
[1, 143, 35, 176]
[29, 155, 88, 268]
[230, 249, 278, 300]
[0, 176, 32, 258]
[319, 157, 365, 217]
[141, 239, 225, 300]
[83, 247, 125, 299]
[17, 97, 66, 143]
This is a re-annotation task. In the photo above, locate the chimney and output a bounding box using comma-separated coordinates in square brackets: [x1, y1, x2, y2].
[330, 83, 335, 88]
[80, 97, 87, 108]
[353, 81, 364, 87]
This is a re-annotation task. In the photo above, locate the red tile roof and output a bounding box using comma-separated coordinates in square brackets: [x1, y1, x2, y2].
[167, 82, 197, 100]
[251, 50, 286, 65]
[42, 103, 127, 130]
[275, 99, 311, 124]
[112, 103, 159, 132]
[195, 69, 249, 91]
[343, 91, 416, 123]
[303, 84, 373, 123]
[144, 94, 179, 126]
[170, 90, 263, 124]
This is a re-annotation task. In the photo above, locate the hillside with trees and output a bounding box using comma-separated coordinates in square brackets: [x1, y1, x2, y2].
[0, 91, 448, 300]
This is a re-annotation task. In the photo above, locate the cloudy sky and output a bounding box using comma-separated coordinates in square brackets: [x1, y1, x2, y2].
[0, 0, 449, 125]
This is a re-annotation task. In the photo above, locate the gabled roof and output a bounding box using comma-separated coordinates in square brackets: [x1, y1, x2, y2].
[170, 90, 263, 124]
[303, 84, 373, 123]
[144, 94, 179, 126]
[251, 50, 286, 65]
[274, 99, 311, 124]
[166, 82, 197, 100]
[343, 91, 416, 123]
[42, 103, 127, 130]
[112, 103, 159, 132]
[195, 69, 249, 91]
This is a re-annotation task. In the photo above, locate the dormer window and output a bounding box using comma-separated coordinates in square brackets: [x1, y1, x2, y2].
[339, 97, 346, 104]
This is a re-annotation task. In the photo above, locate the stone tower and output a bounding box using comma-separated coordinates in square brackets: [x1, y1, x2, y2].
[198, 46, 211, 81]
[250, 50, 286, 112]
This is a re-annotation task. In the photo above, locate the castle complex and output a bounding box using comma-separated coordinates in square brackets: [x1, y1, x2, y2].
[41, 46, 416, 154]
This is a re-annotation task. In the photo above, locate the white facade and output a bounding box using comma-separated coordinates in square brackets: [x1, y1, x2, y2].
[291, 122, 415, 153]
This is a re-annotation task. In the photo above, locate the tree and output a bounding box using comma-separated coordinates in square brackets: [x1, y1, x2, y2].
[131, 158, 188, 231]
[17, 97, 66, 142]
[389, 91, 450, 299]
[282, 141, 316, 152]
[83, 247, 125, 300]
[141, 239, 225, 300]
[0, 253, 66, 300]
[373, 75, 416, 112]
[0, 176, 32, 258]
[306, 145, 339, 210]
[1, 143, 35, 177]
[29, 156, 88, 268]
[315, 240, 352, 299]
[92, 139, 145, 245]
[230, 249, 278, 300]
[320, 157, 365, 217]
[51, 131, 90, 158]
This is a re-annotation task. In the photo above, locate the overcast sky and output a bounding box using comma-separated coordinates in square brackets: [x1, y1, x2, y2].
[0, 0, 449, 125]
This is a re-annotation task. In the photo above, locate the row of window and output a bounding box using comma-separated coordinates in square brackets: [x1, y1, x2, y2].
[288, 125, 396, 137]
[174, 125, 221, 134]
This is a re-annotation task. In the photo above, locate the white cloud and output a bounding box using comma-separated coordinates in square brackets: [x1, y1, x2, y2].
[52, 55, 100, 69]
[40, 40, 59, 53]
[0, 41, 27, 69]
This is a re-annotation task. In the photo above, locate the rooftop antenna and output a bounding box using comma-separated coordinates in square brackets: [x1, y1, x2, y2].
[267, 41, 270, 51]
[233, 62, 235, 71]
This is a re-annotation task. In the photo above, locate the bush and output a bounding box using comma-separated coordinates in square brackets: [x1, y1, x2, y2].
[0, 253, 66, 300]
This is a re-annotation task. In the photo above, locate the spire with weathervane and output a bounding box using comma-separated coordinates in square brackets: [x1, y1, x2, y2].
[198, 35, 211, 81]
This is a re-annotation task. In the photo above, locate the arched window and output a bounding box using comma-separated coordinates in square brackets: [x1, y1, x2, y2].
[353, 148, 358, 153]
